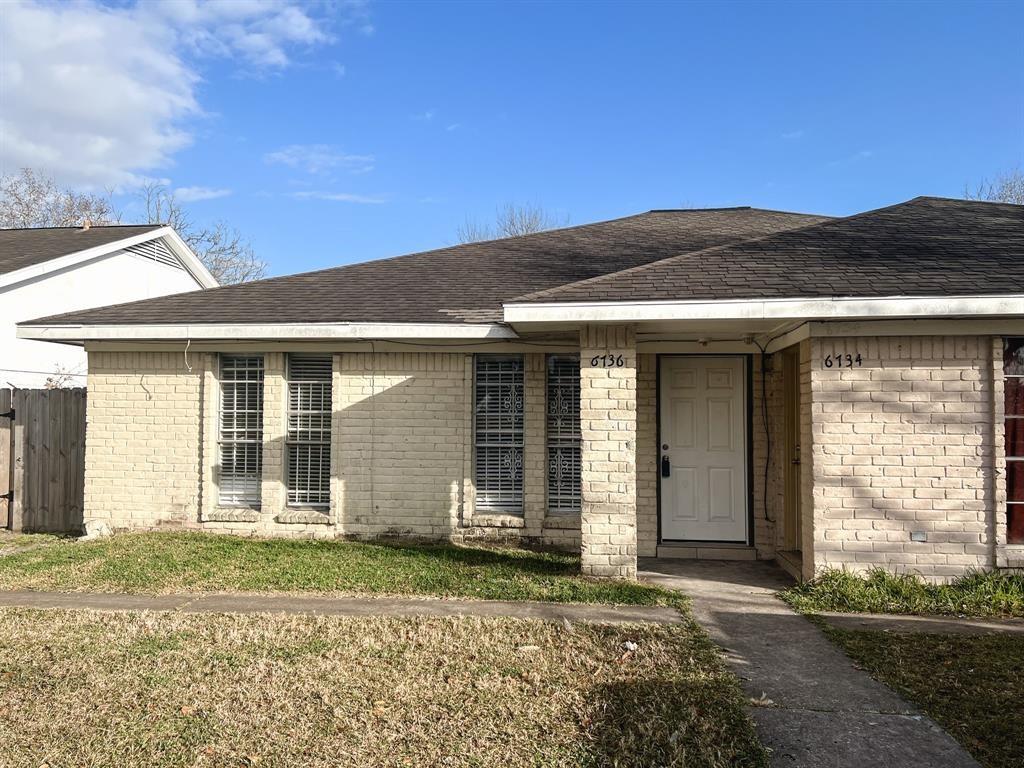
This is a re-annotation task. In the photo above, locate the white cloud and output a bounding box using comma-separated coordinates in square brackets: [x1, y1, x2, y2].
[0, 0, 341, 189]
[264, 144, 374, 175]
[290, 190, 385, 204]
[174, 185, 232, 202]
[412, 109, 437, 122]
[446, 123, 461, 132]
[781, 129, 804, 140]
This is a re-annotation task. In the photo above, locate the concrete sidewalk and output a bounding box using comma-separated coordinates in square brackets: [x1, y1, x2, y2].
[0, 589, 682, 625]
[639, 558, 979, 768]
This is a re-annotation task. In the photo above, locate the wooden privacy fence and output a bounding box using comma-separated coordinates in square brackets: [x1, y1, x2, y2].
[0, 388, 87, 533]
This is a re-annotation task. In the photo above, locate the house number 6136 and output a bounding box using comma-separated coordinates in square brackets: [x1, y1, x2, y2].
[591, 354, 625, 368]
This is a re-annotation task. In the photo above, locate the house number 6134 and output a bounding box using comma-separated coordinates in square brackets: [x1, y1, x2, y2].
[823, 353, 863, 368]
[590, 354, 625, 368]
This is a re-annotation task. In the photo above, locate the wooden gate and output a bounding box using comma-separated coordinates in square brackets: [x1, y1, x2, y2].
[0, 388, 87, 533]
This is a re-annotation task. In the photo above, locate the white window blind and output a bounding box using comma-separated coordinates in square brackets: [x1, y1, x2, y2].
[474, 355, 524, 513]
[287, 355, 333, 508]
[219, 355, 264, 506]
[547, 356, 581, 514]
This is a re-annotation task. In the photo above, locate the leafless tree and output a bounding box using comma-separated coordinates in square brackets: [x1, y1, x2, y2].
[138, 182, 267, 284]
[457, 202, 567, 243]
[0, 168, 118, 228]
[0, 170, 265, 284]
[964, 167, 1024, 205]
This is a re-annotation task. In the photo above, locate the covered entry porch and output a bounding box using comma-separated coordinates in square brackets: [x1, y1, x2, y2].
[569, 322, 810, 580]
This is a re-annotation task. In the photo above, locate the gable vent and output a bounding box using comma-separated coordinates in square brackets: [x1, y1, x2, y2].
[126, 238, 183, 269]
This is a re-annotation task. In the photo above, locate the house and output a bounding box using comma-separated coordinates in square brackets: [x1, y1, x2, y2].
[16, 197, 1024, 581]
[0, 224, 216, 388]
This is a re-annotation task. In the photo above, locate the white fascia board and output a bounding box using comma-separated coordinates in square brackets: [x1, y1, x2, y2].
[17, 322, 518, 342]
[0, 227, 189, 291]
[504, 295, 1024, 323]
[159, 228, 218, 288]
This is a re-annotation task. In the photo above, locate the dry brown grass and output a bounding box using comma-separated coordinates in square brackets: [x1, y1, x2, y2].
[0, 608, 766, 768]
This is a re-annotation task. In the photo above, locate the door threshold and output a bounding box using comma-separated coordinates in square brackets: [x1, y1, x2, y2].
[656, 543, 757, 561]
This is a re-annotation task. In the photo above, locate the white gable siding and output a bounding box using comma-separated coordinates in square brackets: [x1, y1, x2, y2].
[0, 245, 206, 387]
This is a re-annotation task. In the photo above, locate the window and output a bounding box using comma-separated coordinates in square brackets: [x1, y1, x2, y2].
[219, 355, 264, 506]
[474, 355, 524, 513]
[1005, 340, 1024, 544]
[286, 355, 333, 508]
[547, 355, 581, 514]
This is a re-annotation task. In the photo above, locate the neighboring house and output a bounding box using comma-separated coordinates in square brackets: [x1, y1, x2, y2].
[17, 197, 1024, 581]
[0, 224, 216, 388]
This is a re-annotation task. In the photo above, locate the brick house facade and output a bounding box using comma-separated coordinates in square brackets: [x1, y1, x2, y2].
[21, 197, 1024, 581]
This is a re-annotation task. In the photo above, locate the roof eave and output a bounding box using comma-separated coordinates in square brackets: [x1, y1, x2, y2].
[503, 294, 1024, 324]
[17, 321, 518, 344]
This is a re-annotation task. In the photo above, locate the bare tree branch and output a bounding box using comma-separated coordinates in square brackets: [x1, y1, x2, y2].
[0, 168, 118, 228]
[457, 202, 567, 243]
[0, 169, 266, 285]
[964, 167, 1024, 205]
[135, 182, 266, 284]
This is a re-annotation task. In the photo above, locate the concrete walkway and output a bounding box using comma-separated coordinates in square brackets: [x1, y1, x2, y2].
[639, 558, 979, 768]
[821, 610, 1024, 636]
[0, 589, 681, 625]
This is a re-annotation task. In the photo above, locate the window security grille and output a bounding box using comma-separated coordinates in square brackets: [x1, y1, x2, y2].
[474, 356, 524, 513]
[219, 355, 264, 506]
[287, 355, 333, 508]
[547, 356, 581, 514]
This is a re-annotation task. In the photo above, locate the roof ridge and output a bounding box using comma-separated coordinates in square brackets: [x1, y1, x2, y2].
[0, 223, 162, 233]
[647, 206, 831, 217]
[910, 195, 1024, 208]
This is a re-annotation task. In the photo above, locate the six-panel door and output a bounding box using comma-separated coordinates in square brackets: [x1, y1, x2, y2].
[659, 356, 748, 542]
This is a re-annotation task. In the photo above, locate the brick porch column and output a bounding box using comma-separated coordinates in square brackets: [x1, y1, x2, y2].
[579, 324, 638, 579]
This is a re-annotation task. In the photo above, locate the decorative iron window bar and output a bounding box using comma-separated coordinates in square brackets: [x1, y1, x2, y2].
[286, 355, 333, 508]
[474, 355, 524, 513]
[547, 355, 581, 514]
[219, 355, 264, 506]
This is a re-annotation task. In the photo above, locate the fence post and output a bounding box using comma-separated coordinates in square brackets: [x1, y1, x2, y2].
[0, 389, 10, 529]
[9, 390, 26, 533]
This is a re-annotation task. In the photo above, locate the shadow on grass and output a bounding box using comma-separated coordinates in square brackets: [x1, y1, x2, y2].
[587, 676, 768, 768]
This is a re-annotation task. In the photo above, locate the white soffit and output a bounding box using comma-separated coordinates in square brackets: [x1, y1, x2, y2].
[503, 294, 1024, 323]
[17, 322, 518, 343]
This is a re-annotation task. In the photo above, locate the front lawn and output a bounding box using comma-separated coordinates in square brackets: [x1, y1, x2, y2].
[0, 531, 61, 555]
[822, 626, 1024, 768]
[0, 608, 767, 768]
[780, 568, 1024, 618]
[0, 532, 679, 606]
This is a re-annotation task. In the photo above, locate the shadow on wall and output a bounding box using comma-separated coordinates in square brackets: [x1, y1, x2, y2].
[214, 370, 469, 540]
[812, 358, 996, 577]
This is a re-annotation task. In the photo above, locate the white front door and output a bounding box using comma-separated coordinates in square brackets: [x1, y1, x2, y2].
[659, 356, 748, 542]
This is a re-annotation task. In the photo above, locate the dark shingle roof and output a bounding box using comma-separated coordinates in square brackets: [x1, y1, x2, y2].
[513, 197, 1024, 304]
[0, 225, 164, 277]
[25, 208, 827, 326]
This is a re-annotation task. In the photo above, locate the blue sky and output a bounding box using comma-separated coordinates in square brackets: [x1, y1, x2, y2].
[2, 1, 1022, 277]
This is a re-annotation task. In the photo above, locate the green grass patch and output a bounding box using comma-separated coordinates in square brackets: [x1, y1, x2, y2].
[0, 608, 767, 768]
[0, 531, 65, 555]
[821, 626, 1024, 768]
[0, 531, 681, 606]
[780, 568, 1024, 618]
